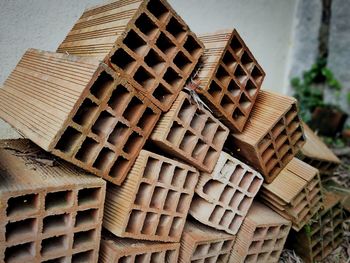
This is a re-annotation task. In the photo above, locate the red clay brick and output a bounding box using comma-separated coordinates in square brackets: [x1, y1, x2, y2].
[0, 139, 105, 263]
[179, 221, 235, 263]
[150, 91, 230, 173]
[103, 150, 198, 242]
[260, 158, 323, 231]
[226, 90, 306, 183]
[99, 234, 179, 262]
[189, 151, 263, 234]
[197, 29, 265, 132]
[0, 49, 160, 185]
[57, 0, 204, 111]
[230, 202, 292, 263]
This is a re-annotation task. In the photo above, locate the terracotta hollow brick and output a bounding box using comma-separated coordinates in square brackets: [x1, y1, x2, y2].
[103, 149, 198, 242]
[0, 139, 105, 263]
[230, 201, 292, 263]
[297, 122, 341, 176]
[226, 90, 306, 183]
[0, 49, 161, 185]
[57, 0, 204, 111]
[196, 29, 265, 132]
[260, 158, 323, 231]
[189, 151, 263, 234]
[99, 233, 179, 262]
[287, 192, 344, 263]
[179, 221, 235, 263]
[150, 91, 230, 173]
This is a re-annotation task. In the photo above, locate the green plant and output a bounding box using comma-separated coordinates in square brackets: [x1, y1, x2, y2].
[291, 58, 342, 122]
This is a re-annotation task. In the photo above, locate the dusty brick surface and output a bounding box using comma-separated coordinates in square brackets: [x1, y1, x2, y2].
[260, 158, 323, 231]
[0, 49, 161, 185]
[99, 234, 179, 262]
[0, 139, 105, 263]
[298, 122, 341, 176]
[103, 150, 198, 242]
[189, 151, 263, 234]
[197, 29, 265, 132]
[179, 221, 235, 263]
[150, 91, 229, 173]
[230, 202, 292, 263]
[57, 0, 204, 111]
[288, 192, 344, 263]
[226, 90, 306, 183]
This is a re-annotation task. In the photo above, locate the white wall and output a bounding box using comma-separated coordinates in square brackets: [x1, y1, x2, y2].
[0, 0, 298, 138]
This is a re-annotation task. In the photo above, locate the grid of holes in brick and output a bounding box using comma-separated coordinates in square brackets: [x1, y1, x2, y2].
[300, 156, 339, 173]
[205, 33, 264, 125]
[124, 156, 198, 241]
[54, 72, 160, 183]
[189, 239, 234, 263]
[164, 94, 228, 171]
[2, 186, 104, 263]
[257, 104, 304, 177]
[244, 224, 290, 263]
[113, 247, 178, 262]
[309, 203, 343, 261]
[192, 162, 262, 234]
[110, 0, 202, 108]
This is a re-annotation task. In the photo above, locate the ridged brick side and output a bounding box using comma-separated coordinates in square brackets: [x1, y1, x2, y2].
[0, 139, 105, 263]
[150, 91, 230, 173]
[197, 29, 265, 132]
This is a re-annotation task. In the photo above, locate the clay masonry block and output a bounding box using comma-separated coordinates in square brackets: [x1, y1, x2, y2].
[0, 139, 105, 263]
[179, 221, 235, 263]
[0, 49, 161, 185]
[57, 0, 204, 111]
[197, 29, 265, 132]
[226, 90, 306, 183]
[298, 122, 341, 176]
[189, 151, 263, 235]
[288, 192, 344, 263]
[230, 202, 292, 263]
[260, 158, 323, 231]
[99, 234, 179, 262]
[150, 91, 230, 173]
[103, 150, 198, 242]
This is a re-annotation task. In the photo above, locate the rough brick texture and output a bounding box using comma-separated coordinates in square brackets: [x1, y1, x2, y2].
[103, 150, 198, 242]
[298, 122, 341, 176]
[226, 90, 306, 183]
[260, 158, 323, 231]
[179, 221, 235, 263]
[288, 192, 344, 263]
[0, 139, 105, 263]
[230, 202, 292, 263]
[189, 151, 263, 234]
[0, 49, 160, 185]
[197, 29, 265, 132]
[57, 0, 204, 111]
[150, 91, 229, 173]
[99, 234, 179, 262]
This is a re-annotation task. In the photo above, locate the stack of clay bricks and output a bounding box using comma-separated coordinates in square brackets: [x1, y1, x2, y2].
[0, 0, 346, 262]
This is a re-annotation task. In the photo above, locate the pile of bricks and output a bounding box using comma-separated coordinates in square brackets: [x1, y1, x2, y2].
[0, 0, 346, 262]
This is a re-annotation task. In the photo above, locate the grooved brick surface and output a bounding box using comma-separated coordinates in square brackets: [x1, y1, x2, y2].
[288, 192, 344, 263]
[226, 90, 306, 183]
[298, 122, 341, 176]
[189, 151, 263, 234]
[0, 49, 160, 185]
[260, 158, 323, 231]
[0, 139, 105, 263]
[230, 202, 292, 263]
[197, 29, 265, 132]
[179, 221, 235, 263]
[99, 234, 179, 262]
[103, 150, 198, 242]
[150, 91, 230, 173]
[57, 0, 204, 111]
